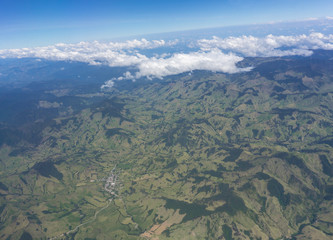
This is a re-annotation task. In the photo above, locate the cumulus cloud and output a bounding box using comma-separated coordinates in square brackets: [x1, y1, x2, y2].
[0, 38, 174, 65]
[0, 41, 148, 66]
[135, 49, 249, 79]
[100, 50, 249, 88]
[101, 79, 115, 89]
[1, 33, 333, 86]
[0, 38, 248, 82]
[117, 71, 135, 80]
[197, 32, 333, 57]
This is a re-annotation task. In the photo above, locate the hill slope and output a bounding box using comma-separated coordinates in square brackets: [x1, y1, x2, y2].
[0, 51, 333, 239]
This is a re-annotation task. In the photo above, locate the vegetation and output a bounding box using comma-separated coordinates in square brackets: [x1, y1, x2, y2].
[0, 50, 333, 239]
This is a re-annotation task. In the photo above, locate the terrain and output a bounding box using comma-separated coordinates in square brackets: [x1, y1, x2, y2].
[0, 50, 333, 239]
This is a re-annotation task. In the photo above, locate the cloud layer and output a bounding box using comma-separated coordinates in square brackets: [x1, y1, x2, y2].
[0, 38, 248, 81]
[1, 33, 333, 86]
[197, 32, 333, 57]
[135, 49, 248, 79]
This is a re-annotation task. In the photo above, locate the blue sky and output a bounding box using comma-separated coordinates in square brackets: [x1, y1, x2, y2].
[1, 0, 333, 49]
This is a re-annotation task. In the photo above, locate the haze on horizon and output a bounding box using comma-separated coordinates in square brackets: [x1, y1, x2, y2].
[1, 0, 333, 49]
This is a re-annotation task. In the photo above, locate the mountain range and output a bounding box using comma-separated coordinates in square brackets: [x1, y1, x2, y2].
[0, 50, 333, 239]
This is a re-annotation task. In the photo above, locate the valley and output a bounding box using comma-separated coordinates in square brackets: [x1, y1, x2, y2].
[0, 50, 333, 239]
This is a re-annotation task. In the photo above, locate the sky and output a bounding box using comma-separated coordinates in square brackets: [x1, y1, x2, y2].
[1, 0, 333, 49]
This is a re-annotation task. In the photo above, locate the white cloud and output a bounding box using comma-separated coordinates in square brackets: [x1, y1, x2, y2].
[0, 33, 333, 85]
[101, 79, 114, 89]
[100, 50, 248, 89]
[197, 32, 333, 57]
[0, 38, 174, 66]
[117, 71, 135, 80]
[135, 49, 250, 79]
[0, 38, 248, 81]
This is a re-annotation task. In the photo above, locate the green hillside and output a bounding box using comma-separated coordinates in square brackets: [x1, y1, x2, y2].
[1, 51, 333, 239]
